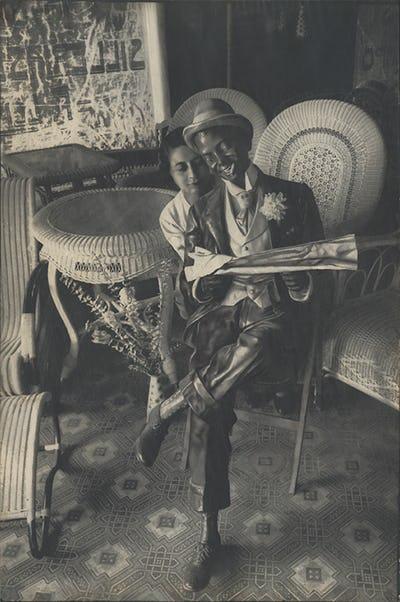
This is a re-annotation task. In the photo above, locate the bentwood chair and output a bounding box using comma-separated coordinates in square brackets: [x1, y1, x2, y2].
[253, 99, 388, 493]
[170, 88, 268, 159]
[0, 177, 62, 558]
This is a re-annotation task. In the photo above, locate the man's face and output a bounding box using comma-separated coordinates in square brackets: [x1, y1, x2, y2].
[194, 126, 250, 184]
[169, 145, 213, 203]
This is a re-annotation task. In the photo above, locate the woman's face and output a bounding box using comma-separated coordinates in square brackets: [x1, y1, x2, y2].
[169, 145, 213, 203]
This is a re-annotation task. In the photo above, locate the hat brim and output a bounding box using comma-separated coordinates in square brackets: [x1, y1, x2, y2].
[183, 113, 253, 151]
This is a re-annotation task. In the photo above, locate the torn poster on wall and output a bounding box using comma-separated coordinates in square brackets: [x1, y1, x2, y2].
[0, 1, 157, 152]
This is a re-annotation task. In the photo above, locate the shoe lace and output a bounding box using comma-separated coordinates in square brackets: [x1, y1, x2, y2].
[190, 543, 214, 567]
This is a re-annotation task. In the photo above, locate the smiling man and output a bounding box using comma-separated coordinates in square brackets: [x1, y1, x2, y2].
[136, 99, 324, 591]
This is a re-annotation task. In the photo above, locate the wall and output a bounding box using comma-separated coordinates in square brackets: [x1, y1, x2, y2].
[165, 1, 227, 113]
[352, 2, 399, 233]
[353, 2, 399, 99]
[0, 1, 157, 153]
[230, 1, 358, 120]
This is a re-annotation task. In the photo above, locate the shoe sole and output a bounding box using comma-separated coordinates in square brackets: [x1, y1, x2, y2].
[135, 443, 154, 468]
[182, 578, 210, 593]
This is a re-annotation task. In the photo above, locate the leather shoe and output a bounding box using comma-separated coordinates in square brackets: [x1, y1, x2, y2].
[182, 538, 220, 592]
[135, 404, 169, 467]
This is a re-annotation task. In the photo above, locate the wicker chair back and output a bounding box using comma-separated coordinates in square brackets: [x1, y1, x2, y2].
[1, 178, 38, 395]
[254, 99, 386, 237]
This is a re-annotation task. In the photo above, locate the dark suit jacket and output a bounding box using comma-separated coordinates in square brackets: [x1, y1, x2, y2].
[179, 167, 326, 339]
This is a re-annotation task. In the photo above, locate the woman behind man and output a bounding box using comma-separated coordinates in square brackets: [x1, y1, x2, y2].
[159, 127, 214, 260]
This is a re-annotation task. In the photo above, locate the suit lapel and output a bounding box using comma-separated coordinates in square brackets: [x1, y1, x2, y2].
[256, 169, 282, 248]
[203, 183, 231, 254]
[244, 197, 269, 245]
[225, 192, 247, 244]
[251, 167, 281, 247]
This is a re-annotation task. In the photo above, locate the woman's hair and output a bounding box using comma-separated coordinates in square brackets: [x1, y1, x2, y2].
[159, 127, 186, 172]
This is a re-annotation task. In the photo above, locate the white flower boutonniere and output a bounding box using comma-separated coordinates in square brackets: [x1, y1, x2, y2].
[259, 192, 287, 224]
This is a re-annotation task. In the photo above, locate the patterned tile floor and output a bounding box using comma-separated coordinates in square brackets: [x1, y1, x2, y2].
[1, 352, 398, 601]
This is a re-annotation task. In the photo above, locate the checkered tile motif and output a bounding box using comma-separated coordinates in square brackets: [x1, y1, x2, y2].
[0, 355, 397, 601]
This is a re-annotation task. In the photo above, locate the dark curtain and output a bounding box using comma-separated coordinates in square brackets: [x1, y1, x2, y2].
[165, 1, 227, 113]
[230, 1, 359, 119]
[165, 1, 358, 119]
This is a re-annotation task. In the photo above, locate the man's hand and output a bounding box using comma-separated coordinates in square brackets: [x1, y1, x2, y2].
[197, 274, 231, 302]
[281, 271, 309, 293]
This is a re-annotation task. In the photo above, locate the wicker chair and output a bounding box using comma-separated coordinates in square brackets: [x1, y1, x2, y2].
[170, 88, 268, 159]
[253, 98, 398, 410]
[1, 177, 39, 395]
[252, 99, 395, 491]
[322, 245, 399, 410]
[254, 99, 386, 237]
[0, 177, 61, 558]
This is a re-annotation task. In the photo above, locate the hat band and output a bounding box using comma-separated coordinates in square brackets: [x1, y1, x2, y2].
[192, 109, 235, 124]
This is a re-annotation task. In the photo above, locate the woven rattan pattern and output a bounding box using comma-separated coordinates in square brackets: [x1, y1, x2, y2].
[32, 188, 178, 284]
[254, 100, 386, 237]
[0, 393, 50, 519]
[323, 290, 399, 410]
[0, 178, 38, 396]
[278, 127, 356, 235]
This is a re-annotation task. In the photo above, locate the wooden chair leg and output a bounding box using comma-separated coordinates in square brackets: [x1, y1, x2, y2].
[157, 271, 178, 386]
[312, 329, 323, 412]
[144, 270, 177, 419]
[289, 311, 319, 496]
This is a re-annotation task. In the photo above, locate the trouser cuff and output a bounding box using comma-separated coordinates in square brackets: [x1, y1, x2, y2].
[189, 479, 230, 513]
[178, 371, 221, 420]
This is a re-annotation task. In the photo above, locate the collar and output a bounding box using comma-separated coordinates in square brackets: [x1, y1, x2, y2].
[177, 189, 191, 208]
[224, 162, 259, 197]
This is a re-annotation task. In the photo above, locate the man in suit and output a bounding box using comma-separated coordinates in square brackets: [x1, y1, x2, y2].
[136, 99, 324, 591]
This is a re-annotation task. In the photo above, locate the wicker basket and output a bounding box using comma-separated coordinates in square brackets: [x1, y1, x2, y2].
[254, 99, 386, 237]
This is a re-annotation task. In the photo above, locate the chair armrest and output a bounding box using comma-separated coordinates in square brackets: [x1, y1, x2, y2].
[333, 239, 399, 306]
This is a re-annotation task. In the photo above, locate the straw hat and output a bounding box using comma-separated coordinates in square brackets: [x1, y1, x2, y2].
[183, 98, 253, 151]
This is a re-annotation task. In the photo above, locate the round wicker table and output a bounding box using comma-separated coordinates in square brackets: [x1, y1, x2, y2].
[32, 188, 178, 408]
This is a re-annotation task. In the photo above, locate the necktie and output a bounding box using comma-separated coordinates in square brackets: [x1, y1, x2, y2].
[235, 190, 255, 234]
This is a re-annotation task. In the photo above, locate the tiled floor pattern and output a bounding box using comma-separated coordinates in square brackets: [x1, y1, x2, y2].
[0, 360, 398, 601]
